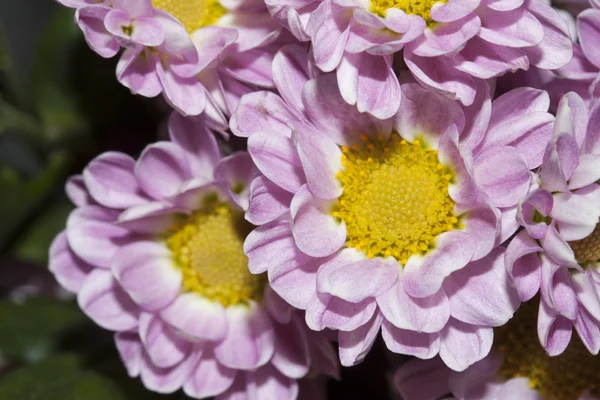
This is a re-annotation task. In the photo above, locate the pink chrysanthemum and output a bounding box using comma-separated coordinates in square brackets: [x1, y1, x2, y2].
[501, 1, 600, 110]
[48, 113, 338, 399]
[506, 92, 600, 356]
[266, 0, 573, 118]
[395, 300, 600, 400]
[57, 0, 283, 120]
[230, 45, 556, 371]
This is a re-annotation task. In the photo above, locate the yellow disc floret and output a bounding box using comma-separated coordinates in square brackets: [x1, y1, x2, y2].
[370, 0, 442, 27]
[495, 299, 600, 400]
[569, 224, 600, 264]
[167, 194, 265, 307]
[332, 134, 460, 264]
[152, 0, 227, 33]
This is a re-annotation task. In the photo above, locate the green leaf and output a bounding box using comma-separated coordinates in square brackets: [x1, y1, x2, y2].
[0, 97, 41, 137]
[0, 355, 127, 400]
[0, 298, 84, 362]
[0, 153, 67, 252]
[14, 198, 73, 264]
[32, 8, 87, 142]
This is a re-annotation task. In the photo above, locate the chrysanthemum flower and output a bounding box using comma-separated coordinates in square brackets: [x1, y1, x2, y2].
[231, 45, 555, 371]
[395, 300, 600, 400]
[49, 113, 338, 399]
[506, 92, 600, 356]
[57, 0, 282, 120]
[266, 0, 573, 116]
[503, 1, 600, 110]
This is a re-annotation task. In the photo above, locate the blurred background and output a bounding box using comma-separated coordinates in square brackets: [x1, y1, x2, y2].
[0, 1, 401, 398]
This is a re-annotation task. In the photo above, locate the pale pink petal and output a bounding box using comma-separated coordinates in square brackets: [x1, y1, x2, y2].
[214, 303, 275, 369]
[112, 240, 182, 311]
[247, 131, 307, 193]
[160, 293, 228, 341]
[338, 312, 383, 366]
[78, 269, 139, 331]
[135, 141, 192, 200]
[377, 281, 450, 333]
[382, 321, 441, 359]
[183, 349, 236, 398]
[115, 332, 143, 378]
[438, 319, 493, 371]
[445, 248, 520, 326]
[290, 185, 346, 258]
[317, 250, 398, 302]
[505, 230, 542, 302]
[403, 231, 476, 298]
[138, 313, 191, 369]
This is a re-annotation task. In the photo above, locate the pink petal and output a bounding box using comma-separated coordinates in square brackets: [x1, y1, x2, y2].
[135, 141, 192, 200]
[505, 230, 542, 302]
[115, 332, 143, 378]
[138, 313, 191, 369]
[246, 176, 293, 225]
[247, 131, 307, 193]
[244, 219, 295, 274]
[403, 231, 476, 298]
[290, 185, 346, 258]
[394, 83, 465, 147]
[445, 248, 520, 326]
[83, 152, 149, 208]
[214, 304, 275, 369]
[183, 350, 236, 398]
[317, 250, 398, 302]
[49, 231, 94, 294]
[66, 205, 128, 267]
[377, 281, 450, 333]
[78, 269, 139, 331]
[438, 319, 493, 371]
[538, 298, 572, 356]
[306, 293, 377, 332]
[338, 312, 383, 366]
[473, 146, 531, 208]
[382, 320, 441, 359]
[168, 112, 221, 181]
[160, 293, 228, 341]
[112, 240, 182, 311]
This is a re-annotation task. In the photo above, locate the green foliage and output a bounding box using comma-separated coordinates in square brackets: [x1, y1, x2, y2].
[0, 297, 84, 362]
[0, 355, 127, 400]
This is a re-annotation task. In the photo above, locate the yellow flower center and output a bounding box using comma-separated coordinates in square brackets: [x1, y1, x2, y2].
[332, 134, 460, 264]
[152, 0, 227, 34]
[495, 299, 600, 400]
[569, 224, 600, 264]
[370, 0, 442, 27]
[166, 195, 266, 307]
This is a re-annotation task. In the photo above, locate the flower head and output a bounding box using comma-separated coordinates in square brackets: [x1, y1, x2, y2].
[231, 45, 554, 370]
[266, 0, 573, 116]
[57, 0, 282, 120]
[506, 92, 600, 356]
[395, 299, 600, 400]
[49, 113, 338, 399]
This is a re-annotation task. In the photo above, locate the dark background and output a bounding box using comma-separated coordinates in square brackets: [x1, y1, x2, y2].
[0, 1, 401, 398]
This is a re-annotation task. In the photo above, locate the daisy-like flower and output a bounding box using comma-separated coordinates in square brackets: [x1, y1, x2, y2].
[395, 299, 600, 400]
[506, 92, 600, 356]
[231, 45, 554, 371]
[504, 1, 600, 110]
[48, 113, 338, 399]
[266, 0, 573, 117]
[57, 0, 282, 120]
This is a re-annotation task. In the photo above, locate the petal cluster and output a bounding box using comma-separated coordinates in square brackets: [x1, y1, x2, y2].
[506, 92, 600, 356]
[231, 45, 557, 371]
[266, 0, 573, 116]
[58, 0, 282, 120]
[49, 113, 338, 399]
